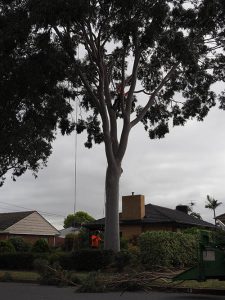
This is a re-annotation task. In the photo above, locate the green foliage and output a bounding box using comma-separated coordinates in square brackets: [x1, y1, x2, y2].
[0, 0, 224, 188]
[77, 272, 105, 293]
[33, 258, 71, 286]
[0, 240, 16, 253]
[1, 272, 13, 282]
[63, 211, 95, 228]
[1, 0, 225, 251]
[120, 237, 129, 250]
[58, 250, 114, 271]
[9, 237, 31, 252]
[206, 195, 222, 211]
[64, 233, 80, 252]
[64, 228, 91, 251]
[0, 252, 48, 270]
[78, 228, 91, 249]
[114, 250, 131, 272]
[31, 239, 50, 253]
[205, 195, 222, 224]
[139, 231, 198, 270]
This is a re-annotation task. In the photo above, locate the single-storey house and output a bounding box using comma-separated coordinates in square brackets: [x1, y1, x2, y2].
[215, 213, 225, 230]
[0, 211, 59, 246]
[86, 194, 215, 239]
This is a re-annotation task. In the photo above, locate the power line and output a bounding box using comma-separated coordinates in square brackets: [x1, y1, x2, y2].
[0, 201, 66, 218]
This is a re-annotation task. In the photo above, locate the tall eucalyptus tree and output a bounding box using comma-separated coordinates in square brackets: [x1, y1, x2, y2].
[1, 0, 225, 251]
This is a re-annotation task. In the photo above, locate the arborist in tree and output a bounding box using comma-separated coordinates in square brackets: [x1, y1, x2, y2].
[91, 231, 102, 249]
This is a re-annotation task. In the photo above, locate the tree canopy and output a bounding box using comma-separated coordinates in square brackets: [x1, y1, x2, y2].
[205, 195, 222, 224]
[1, 0, 225, 251]
[63, 211, 95, 228]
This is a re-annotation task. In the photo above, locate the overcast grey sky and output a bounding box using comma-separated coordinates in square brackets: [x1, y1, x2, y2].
[0, 102, 225, 229]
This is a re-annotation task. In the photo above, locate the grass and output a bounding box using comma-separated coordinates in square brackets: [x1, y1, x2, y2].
[0, 270, 39, 282]
[0, 269, 88, 284]
[178, 279, 225, 289]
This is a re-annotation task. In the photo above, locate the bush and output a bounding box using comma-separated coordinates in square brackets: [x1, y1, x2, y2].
[139, 231, 198, 270]
[9, 237, 31, 252]
[34, 258, 70, 286]
[64, 233, 80, 251]
[120, 237, 129, 250]
[1, 272, 13, 282]
[32, 239, 50, 253]
[0, 252, 49, 270]
[77, 272, 105, 293]
[114, 250, 131, 272]
[59, 250, 114, 271]
[0, 240, 15, 253]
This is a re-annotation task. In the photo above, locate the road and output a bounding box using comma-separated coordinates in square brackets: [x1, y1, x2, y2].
[0, 283, 224, 300]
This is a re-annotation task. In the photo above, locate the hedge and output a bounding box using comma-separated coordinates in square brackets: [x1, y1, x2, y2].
[139, 231, 198, 270]
[58, 250, 114, 271]
[0, 252, 49, 270]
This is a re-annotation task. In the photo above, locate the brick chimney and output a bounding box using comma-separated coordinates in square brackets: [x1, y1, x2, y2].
[176, 205, 188, 214]
[122, 194, 145, 220]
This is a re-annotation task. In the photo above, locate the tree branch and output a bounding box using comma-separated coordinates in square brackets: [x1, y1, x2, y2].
[131, 63, 179, 128]
[53, 26, 101, 113]
[126, 50, 141, 114]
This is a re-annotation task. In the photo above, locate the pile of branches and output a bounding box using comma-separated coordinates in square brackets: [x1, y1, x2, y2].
[100, 270, 180, 293]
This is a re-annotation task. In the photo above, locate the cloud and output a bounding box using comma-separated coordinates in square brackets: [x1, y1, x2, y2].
[0, 106, 225, 228]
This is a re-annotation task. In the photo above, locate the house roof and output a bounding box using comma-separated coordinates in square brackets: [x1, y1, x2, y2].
[86, 203, 215, 229]
[143, 204, 214, 227]
[215, 213, 225, 220]
[0, 211, 35, 231]
[59, 227, 80, 238]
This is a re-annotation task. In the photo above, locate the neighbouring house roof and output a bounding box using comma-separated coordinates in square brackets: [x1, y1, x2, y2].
[0, 211, 59, 236]
[59, 227, 80, 238]
[143, 204, 214, 228]
[216, 213, 225, 220]
[0, 211, 35, 231]
[85, 203, 215, 229]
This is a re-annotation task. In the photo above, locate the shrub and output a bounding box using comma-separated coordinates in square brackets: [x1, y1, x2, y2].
[64, 233, 80, 251]
[0, 252, 49, 270]
[79, 229, 92, 249]
[34, 258, 69, 286]
[0, 240, 15, 253]
[114, 250, 131, 272]
[1, 272, 13, 282]
[32, 239, 50, 253]
[120, 237, 129, 250]
[77, 272, 105, 293]
[59, 250, 114, 271]
[9, 237, 31, 252]
[139, 231, 198, 270]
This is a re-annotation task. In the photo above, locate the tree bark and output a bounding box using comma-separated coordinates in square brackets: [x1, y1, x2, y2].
[104, 163, 122, 252]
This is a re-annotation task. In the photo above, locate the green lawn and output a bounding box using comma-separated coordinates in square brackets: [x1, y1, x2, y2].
[0, 270, 39, 282]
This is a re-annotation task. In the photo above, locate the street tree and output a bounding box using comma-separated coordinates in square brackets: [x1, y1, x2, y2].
[64, 211, 95, 228]
[205, 195, 222, 225]
[1, 0, 225, 251]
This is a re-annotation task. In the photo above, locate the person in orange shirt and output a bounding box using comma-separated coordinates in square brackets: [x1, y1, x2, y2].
[91, 231, 102, 249]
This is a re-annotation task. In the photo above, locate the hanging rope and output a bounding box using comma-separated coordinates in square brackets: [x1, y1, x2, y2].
[73, 44, 80, 216]
[74, 98, 78, 215]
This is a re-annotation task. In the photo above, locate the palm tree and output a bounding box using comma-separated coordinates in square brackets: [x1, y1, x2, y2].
[205, 195, 222, 225]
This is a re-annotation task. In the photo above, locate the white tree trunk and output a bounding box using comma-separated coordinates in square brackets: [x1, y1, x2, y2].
[104, 164, 121, 252]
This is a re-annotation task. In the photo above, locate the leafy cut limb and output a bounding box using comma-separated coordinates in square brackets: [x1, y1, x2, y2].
[0, 0, 225, 251]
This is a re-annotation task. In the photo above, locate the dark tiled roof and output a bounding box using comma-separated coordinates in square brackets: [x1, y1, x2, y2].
[143, 204, 214, 227]
[216, 213, 225, 220]
[87, 204, 215, 228]
[0, 211, 35, 231]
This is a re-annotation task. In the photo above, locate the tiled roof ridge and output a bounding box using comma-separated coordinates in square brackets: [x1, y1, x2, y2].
[0, 210, 36, 215]
[145, 203, 175, 222]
